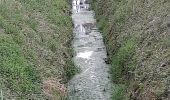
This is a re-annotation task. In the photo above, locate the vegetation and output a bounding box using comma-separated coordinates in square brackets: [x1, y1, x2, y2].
[0, 35, 40, 98]
[91, 0, 170, 99]
[111, 39, 135, 82]
[0, 0, 77, 99]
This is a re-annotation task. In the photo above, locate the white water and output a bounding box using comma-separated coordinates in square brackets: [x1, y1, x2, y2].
[67, 0, 112, 99]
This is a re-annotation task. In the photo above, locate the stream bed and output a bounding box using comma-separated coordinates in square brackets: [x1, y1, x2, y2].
[67, 0, 112, 99]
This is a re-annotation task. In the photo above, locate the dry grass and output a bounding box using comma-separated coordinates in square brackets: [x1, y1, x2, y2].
[43, 78, 66, 99]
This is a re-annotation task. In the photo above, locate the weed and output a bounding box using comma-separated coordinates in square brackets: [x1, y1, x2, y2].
[92, 0, 170, 99]
[27, 19, 38, 31]
[0, 0, 74, 99]
[0, 34, 40, 99]
[112, 84, 125, 100]
[111, 39, 135, 82]
[65, 59, 79, 81]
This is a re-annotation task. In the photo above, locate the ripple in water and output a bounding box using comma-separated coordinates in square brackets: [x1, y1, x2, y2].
[67, 0, 113, 100]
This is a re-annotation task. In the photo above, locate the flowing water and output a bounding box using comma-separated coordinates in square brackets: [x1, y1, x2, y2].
[67, 0, 112, 99]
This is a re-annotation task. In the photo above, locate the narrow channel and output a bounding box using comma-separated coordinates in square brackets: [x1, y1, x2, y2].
[67, 0, 112, 99]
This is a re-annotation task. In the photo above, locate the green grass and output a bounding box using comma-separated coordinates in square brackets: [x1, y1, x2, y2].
[0, 16, 19, 34]
[27, 19, 38, 31]
[111, 39, 135, 82]
[160, 37, 170, 49]
[109, 38, 135, 100]
[91, 1, 136, 99]
[0, 0, 75, 99]
[112, 84, 125, 100]
[0, 2, 22, 34]
[0, 34, 40, 99]
[65, 58, 79, 81]
[92, 0, 170, 99]
[113, 0, 134, 28]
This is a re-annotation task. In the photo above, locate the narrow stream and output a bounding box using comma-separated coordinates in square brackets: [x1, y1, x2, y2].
[67, 0, 112, 99]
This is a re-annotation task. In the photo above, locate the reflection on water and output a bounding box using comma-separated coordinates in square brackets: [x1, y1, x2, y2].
[72, 0, 87, 13]
[77, 51, 93, 59]
[68, 0, 112, 100]
[75, 24, 86, 34]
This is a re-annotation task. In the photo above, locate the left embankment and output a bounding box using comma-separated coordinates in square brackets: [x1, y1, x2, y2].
[0, 0, 76, 99]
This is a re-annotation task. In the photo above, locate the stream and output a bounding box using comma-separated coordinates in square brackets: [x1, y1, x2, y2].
[67, 0, 112, 99]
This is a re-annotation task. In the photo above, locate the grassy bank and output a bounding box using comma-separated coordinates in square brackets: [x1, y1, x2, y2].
[0, 0, 76, 99]
[91, 0, 170, 99]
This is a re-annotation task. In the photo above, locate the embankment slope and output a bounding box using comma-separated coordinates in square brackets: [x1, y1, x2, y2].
[0, 0, 75, 99]
[91, 0, 170, 99]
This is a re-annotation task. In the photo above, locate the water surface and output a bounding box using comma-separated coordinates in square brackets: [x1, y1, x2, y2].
[67, 0, 112, 99]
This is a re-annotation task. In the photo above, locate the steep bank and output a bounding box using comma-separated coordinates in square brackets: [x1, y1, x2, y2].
[91, 0, 170, 99]
[0, 0, 75, 99]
